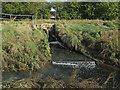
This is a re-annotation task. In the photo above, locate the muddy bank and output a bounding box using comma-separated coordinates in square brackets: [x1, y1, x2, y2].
[2, 76, 103, 88]
[2, 65, 120, 88]
[55, 20, 120, 67]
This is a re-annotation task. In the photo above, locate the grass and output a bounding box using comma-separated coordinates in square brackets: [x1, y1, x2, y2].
[55, 19, 120, 67]
[2, 76, 103, 88]
[2, 21, 52, 72]
[2, 19, 119, 68]
[3, 67, 120, 88]
[1, 19, 120, 88]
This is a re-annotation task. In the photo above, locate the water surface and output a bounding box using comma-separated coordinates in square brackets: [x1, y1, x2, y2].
[2, 44, 120, 88]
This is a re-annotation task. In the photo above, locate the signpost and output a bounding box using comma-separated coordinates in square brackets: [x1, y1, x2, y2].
[50, 7, 56, 24]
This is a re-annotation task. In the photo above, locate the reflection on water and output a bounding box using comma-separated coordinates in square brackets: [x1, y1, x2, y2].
[2, 44, 120, 88]
[51, 44, 89, 60]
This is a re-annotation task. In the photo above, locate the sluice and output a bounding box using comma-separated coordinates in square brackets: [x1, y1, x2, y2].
[52, 61, 96, 69]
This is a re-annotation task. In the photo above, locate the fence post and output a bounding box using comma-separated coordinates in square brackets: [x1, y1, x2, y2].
[35, 12, 37, 25]
[41, 14, 43, 24]
[10, 14, 11, 21]
[32, 15, 34, 24]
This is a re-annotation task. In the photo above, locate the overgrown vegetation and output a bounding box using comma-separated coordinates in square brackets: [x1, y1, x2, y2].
[2, 20, 120, 88]
[2, 67, 120, 88]
[2, 76, 102, 88]
[56, 20, 120, 67]
[2, 21, 51, 72]
[1, 1, 120, 89]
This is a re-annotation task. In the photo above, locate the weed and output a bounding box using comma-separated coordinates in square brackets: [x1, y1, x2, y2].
[56, 20, 119, 66]
[2, 21, 52, 72]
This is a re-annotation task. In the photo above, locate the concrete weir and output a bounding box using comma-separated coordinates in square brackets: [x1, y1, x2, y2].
[52, 61, 96, 69]
[35, 23, 96, 69]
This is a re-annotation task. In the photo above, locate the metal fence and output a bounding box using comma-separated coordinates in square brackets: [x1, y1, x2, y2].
[0, 13, 35, 24]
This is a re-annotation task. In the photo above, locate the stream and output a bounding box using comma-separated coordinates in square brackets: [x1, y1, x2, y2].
[2, 43, 120, 88]
[2, 31, 120, 88]
[2, 44, 95, 82]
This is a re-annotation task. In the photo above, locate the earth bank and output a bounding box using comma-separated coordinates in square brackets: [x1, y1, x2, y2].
[2, 21, 52, 72]
[55, 20, 120, 67]
[1, 20, 120, 88]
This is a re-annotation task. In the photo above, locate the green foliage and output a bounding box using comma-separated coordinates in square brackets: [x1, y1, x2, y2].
[56, 20, 119, 66]
[2, 21, 51, 72]
[2, 2, 119, 20]
[60, 11, 70, 19]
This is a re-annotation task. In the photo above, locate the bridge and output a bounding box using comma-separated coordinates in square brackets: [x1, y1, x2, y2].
[52, 60, 96, 69]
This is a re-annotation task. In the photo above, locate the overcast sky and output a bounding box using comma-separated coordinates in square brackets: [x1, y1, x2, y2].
[0, 0, 119, 2]
[47, 0, 67, 2]
[47, 0, 119, 2]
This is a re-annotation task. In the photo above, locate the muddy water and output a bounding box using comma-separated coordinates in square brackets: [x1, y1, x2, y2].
[2, 44, 92, 81]
[2, 44, 120, 88]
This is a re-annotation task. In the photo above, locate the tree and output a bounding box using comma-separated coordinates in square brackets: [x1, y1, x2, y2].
[2, 2, 119, 20]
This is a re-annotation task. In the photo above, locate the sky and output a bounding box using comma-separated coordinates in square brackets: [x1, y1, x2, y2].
[47, 0, 67, 2]
[47, 0, 119, 2]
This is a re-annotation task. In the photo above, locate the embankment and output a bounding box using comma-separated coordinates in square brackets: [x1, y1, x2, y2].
[2, 21, 52, 72]
[55, 20, 120, 67]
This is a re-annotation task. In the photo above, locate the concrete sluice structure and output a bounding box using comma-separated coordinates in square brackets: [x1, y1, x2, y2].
[52, 61, 96, 69]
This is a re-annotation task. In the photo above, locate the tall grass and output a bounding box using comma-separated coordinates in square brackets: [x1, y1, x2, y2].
[2, 21, 51, 72]
[56, 20, 119, 67]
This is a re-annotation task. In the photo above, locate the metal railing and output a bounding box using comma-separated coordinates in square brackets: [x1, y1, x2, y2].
[0, 13, 35, 24]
